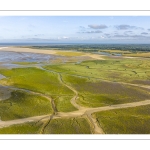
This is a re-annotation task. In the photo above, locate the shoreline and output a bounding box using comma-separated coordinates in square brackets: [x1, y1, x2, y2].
[0, 46, 104, 60]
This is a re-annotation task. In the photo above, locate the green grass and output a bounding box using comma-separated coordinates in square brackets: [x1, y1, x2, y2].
[55, 51, 84, 56]
[93, 104, 150, 134]
[43, 117, 91, 134]
[44, 58, 150, 84]
[0, 122, 43, 134]
[0, 90, 52, 121]
[54, 96, 77, 112]
[0, 67, 73, 95]
[62, 74, 150, 107]
[0, 117, 91, 134]
[124, 52, 150, 57]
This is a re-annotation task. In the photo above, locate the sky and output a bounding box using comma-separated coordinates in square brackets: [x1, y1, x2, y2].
[0, 16, 150, 44]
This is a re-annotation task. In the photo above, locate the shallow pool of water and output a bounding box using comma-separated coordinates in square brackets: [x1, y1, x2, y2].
[94, 52, 122, 56]
[0, 51, 57, 63]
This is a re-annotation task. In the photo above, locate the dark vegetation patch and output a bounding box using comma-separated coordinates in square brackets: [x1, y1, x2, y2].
[63, 75, 150, 107]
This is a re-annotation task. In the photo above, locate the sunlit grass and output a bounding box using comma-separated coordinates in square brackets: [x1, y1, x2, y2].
[0, 90, 52, 121]
[93, 104, 150, 134]
[0, 67, 73, 95]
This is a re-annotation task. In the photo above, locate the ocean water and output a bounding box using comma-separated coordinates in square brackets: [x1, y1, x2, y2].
[0, 43, 79, 47]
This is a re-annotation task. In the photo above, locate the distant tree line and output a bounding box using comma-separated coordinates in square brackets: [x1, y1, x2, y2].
[30, 44, 150, 52]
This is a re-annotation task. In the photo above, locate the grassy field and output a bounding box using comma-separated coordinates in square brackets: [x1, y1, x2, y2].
[0, 117, 91, 134]
[93, 104, 150, 134]
[62, 74, 150, 107]
[124, 52, 150, 58]
[44, 57, 150, 84]
[55, 51, 84, 56]
[99, 49, 131, 54]
[53, 96, 77, 112]
[0, 122, 43, 134]
[0, 67, 73, 95]
[0, 90, 52, 121]
[43, 117, 91, 134]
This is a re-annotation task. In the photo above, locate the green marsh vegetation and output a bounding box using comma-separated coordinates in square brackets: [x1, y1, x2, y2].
[0, 122, 43, 134]
[62, 74, 150, 107]
[43, 117, 91, 134]
[43, 58, 150, 108]
[0, 117, 91, 134]
[0, 67, 76, 113]
[53, 96, 77, 112]
[93, 104, 150, 134]
[0, 67, 73, 95]
[55, 51, 84, 56]
[44, 57, 150, 84]
[0, 46, 150, 134]
[0, 90, 52, 121]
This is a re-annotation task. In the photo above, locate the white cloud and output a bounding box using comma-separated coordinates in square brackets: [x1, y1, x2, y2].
[63, 36, 69, 39]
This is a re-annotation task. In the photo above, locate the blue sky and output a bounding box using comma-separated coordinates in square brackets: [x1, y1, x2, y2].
[0, 16, 150, 43]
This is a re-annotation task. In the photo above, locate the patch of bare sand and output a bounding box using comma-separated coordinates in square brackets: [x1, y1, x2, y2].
[84, 53, 105, 60]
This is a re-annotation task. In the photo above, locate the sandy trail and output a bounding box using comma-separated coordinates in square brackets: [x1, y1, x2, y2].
[57, 73, 84, 110]
[85, 113, 104, 134]
[86, 99, 150, 115]
[39, 66, 84, 110]
[0, 114, 50, 128]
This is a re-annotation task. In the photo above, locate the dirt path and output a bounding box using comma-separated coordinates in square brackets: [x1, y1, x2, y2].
[0, 114, 50, 128]
[40, 114, 54, 134]
[39, 66, 84, 110]
[58, 73, 84, 110]
[85, 113, 104, 134]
